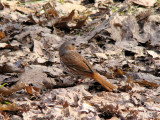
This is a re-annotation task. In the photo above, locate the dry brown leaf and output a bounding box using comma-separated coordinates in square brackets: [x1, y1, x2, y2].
[111, 67, 125, 78]
[136, 10, 151, 22]
[26, 85, 41, 95]
[60, 10, 75, 23]
[135, 80, 159, 88]
[10, 82, 25, 92]
[55, 10, 75, 28]
[28, 14, 37, 24]
[0, 95, 9, 103]
[71, 16, 88, 29]
[0, 86, 10, 95]
[0, 31, 5, 40]
[56, 13, 87, 29]
[63, 101, 69, 109]
[15, 6, 35, 15]
[0, 63, 24, 73]
[43, 3, 59, 19]
[32, 86, 40, 93]
[118, 85, 132, 92]
[0, 82, 25, 95]
[127, 75, 135, 84]
[0, 103, 19, 112]
[25, 85, 33, 95]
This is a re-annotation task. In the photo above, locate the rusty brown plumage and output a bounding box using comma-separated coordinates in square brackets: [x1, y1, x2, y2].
[59, 41, 116, 91]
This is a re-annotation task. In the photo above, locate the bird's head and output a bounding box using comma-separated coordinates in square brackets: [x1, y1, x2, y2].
[59, 41, 76, 56]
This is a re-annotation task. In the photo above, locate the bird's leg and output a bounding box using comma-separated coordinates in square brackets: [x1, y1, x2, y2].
[73, 76, 85, 85]
[77, 79, 84, 84]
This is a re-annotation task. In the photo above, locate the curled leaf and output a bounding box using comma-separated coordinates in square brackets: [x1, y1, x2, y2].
[135, 80, 159, 88]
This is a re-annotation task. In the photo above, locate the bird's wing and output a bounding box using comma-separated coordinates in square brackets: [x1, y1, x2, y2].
[61, 52, 94, 74]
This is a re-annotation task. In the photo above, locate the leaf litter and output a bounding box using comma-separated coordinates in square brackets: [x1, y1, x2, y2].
[0, 0, 160, 119]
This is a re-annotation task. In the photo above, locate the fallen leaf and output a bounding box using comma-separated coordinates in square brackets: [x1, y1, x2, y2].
[0, 103, 19, 112]
[28, 14, 37, 24]
[118, 85, 132, 92]
[43, 2, 59, 19]
[71, 16, 88, 29]
[111, 67, 125, 78]
[0, 63, 24, 73]
[136, 80, 159, 88]
[25, 85, 33, 95]
[0, 43, 8, 48]
[147, 50, 159, 58]
[15, 6, 35, 15]
[95, 53, 108, 59]
[133, 0, 156, 7]
[0, 82, 25, 95]
[55, 10, 75, 28]
[0, 31, 5, 40]
[33, 39, 44, 56]
[63, 101, 69, 109]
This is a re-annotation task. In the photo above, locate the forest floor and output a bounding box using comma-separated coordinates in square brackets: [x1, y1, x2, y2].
[0, 0, 160, 119]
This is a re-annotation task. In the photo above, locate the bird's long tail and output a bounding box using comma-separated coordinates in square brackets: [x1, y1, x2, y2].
[92, 72, 116, 91]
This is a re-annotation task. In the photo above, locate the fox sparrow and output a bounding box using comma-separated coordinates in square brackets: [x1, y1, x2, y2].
[59, 41, 116, 91]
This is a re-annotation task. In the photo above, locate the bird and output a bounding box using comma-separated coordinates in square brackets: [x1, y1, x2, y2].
[59, 41, 116, 91]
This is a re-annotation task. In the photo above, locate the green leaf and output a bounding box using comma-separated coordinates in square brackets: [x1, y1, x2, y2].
[2, 101, 11, 104]
[0, 83, 7, 89]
